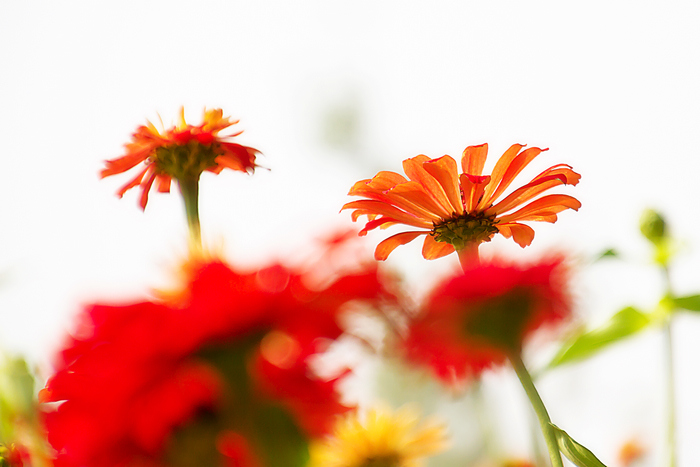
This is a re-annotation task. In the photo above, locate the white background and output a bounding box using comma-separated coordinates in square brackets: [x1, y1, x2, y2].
[2, 1, 700, 465]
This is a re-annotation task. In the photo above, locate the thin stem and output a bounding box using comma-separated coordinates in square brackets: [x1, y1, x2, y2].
[661, 265, 676, 467]
[178, 176, 201, 250]
[510, 354, 563, 467]
[457, 242, 480, 271]
[663, 317, 676, 467]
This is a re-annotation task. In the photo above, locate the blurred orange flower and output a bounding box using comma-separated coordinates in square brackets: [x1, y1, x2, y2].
[101, 107, 260, 209]
[342, 144, 580, 264]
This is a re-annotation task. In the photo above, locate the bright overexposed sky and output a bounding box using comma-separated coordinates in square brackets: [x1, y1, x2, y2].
[3, 1, 700, 464]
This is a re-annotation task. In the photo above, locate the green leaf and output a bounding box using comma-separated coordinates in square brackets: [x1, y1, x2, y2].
[547, 307, 650, 368]
[550, 423, 607, 467]
[594, 248, 619, 262]
[673, 294, 700, 312]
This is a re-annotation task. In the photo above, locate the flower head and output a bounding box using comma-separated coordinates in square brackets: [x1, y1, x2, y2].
[342, 144, 580, 263]
[41, 257, 397, 467]
[101, 107, 260, 209]
[308, 406, 449, 467]
[403, 257, 571, 385]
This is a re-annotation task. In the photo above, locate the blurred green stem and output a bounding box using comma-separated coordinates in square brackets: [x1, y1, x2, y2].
[662, 265, 676, 467]
[511, 355, 563, 467]
[178, 176, 201, 249]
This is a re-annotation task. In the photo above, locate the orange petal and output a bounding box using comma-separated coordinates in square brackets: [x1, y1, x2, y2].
[115, 167, 149, 198]
[484, 147, 547, 207]
[460, 173, 491, 213]
[461, 144, 489, 176]
[101, 147, 152, 177]
[496, 194, 581, 224]
[358, 217, 399, 235]
[531, 164, 581, 186]
[423, 156, 464, 215]
[402, 156, 454, 216]
[138, 168, 157, 210]
[497, 223, 535, 247]
[155, 174, 172, 193]
[388, 181, 452, 220]
[374, 231, 426, 260]
[341, 200, 434, 229]
[349, 177, 440, 220]
[486, 173, 569, 215]
[476, 144, 526, 209]
[421, 235, 456, 260]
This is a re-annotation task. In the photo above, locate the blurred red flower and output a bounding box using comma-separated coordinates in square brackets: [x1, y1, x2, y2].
[403, 258, 571, 385]
[42, 259, 395, 467]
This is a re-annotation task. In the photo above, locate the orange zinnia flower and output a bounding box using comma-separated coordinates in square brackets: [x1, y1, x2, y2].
[101, 107, 260, 209]
[342, 144, 580, 265]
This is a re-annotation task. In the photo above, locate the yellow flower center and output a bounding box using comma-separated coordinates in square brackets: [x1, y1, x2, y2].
[152, 140, 221, 181]
[431, 213, 499, 250]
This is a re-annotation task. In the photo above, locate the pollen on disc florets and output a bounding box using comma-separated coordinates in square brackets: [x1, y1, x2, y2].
[152, 140, 221, 181]
[431, 213, 499, 250]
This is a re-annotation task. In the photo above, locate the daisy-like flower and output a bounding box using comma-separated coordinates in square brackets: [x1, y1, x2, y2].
[308, 406, 449, 467]
[101, 107, 260, 210]
[342, 144, 580, 266]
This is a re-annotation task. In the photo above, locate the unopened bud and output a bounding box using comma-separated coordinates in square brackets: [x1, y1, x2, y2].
[639, 209, 667, 244]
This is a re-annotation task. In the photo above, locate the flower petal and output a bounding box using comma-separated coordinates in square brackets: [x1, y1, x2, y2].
[138, 168, 157, 211]
[496, 223, 535, 247]
[477, 144, 529, 209]
[358, 217, 400, 236]
[341, 200, 434, 229]
[422, 235, 456, 260]
[487, 147, 547, 205]
[374, 232, 426, 260]
[115, 167, 149, 198]
[486, 173, 568, 215]
[349, 174, 440, 221]
[496, 194, 581, 224]
[155, 174, 172, 193]
[460, 144, 489, 176]
[388, 181, 453, 220]
[402, 156, 454, 215]
[422, 156, 464, 215]
[460, 174, 491, 213]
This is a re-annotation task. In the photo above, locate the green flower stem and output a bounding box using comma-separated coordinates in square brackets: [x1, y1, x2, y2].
[663, 317, 676, 467]
[178, 176, 201, 249]
[457, 242, 480, 271]
[661, 265, 676, 467]
[510, 354, 563, 467]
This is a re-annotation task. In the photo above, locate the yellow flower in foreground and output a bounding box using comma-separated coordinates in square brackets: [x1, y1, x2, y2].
[342, 144, 580, 265]
[309, 406, 449, 467]
[101, 107, 260, 210]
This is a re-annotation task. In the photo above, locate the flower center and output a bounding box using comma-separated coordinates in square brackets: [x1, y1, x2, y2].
[360, 454, 402, 467]
[152, 140, 222, 181]
[431, 213, 499, 250]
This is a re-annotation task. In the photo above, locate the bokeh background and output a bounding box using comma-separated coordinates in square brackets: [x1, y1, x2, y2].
[3, 1, 700, 465]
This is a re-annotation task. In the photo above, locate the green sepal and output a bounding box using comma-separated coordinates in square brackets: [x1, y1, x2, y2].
[673, 294, 700, 312]
[550, 424, 607, 467]
[547, 306, 651, 369]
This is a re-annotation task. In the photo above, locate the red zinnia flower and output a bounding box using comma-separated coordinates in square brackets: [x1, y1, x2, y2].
[343, 144, 580, 265]
[101, 107, 260, 209]
[42, 257, 396, 467]
[403, 258, 571, 385]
